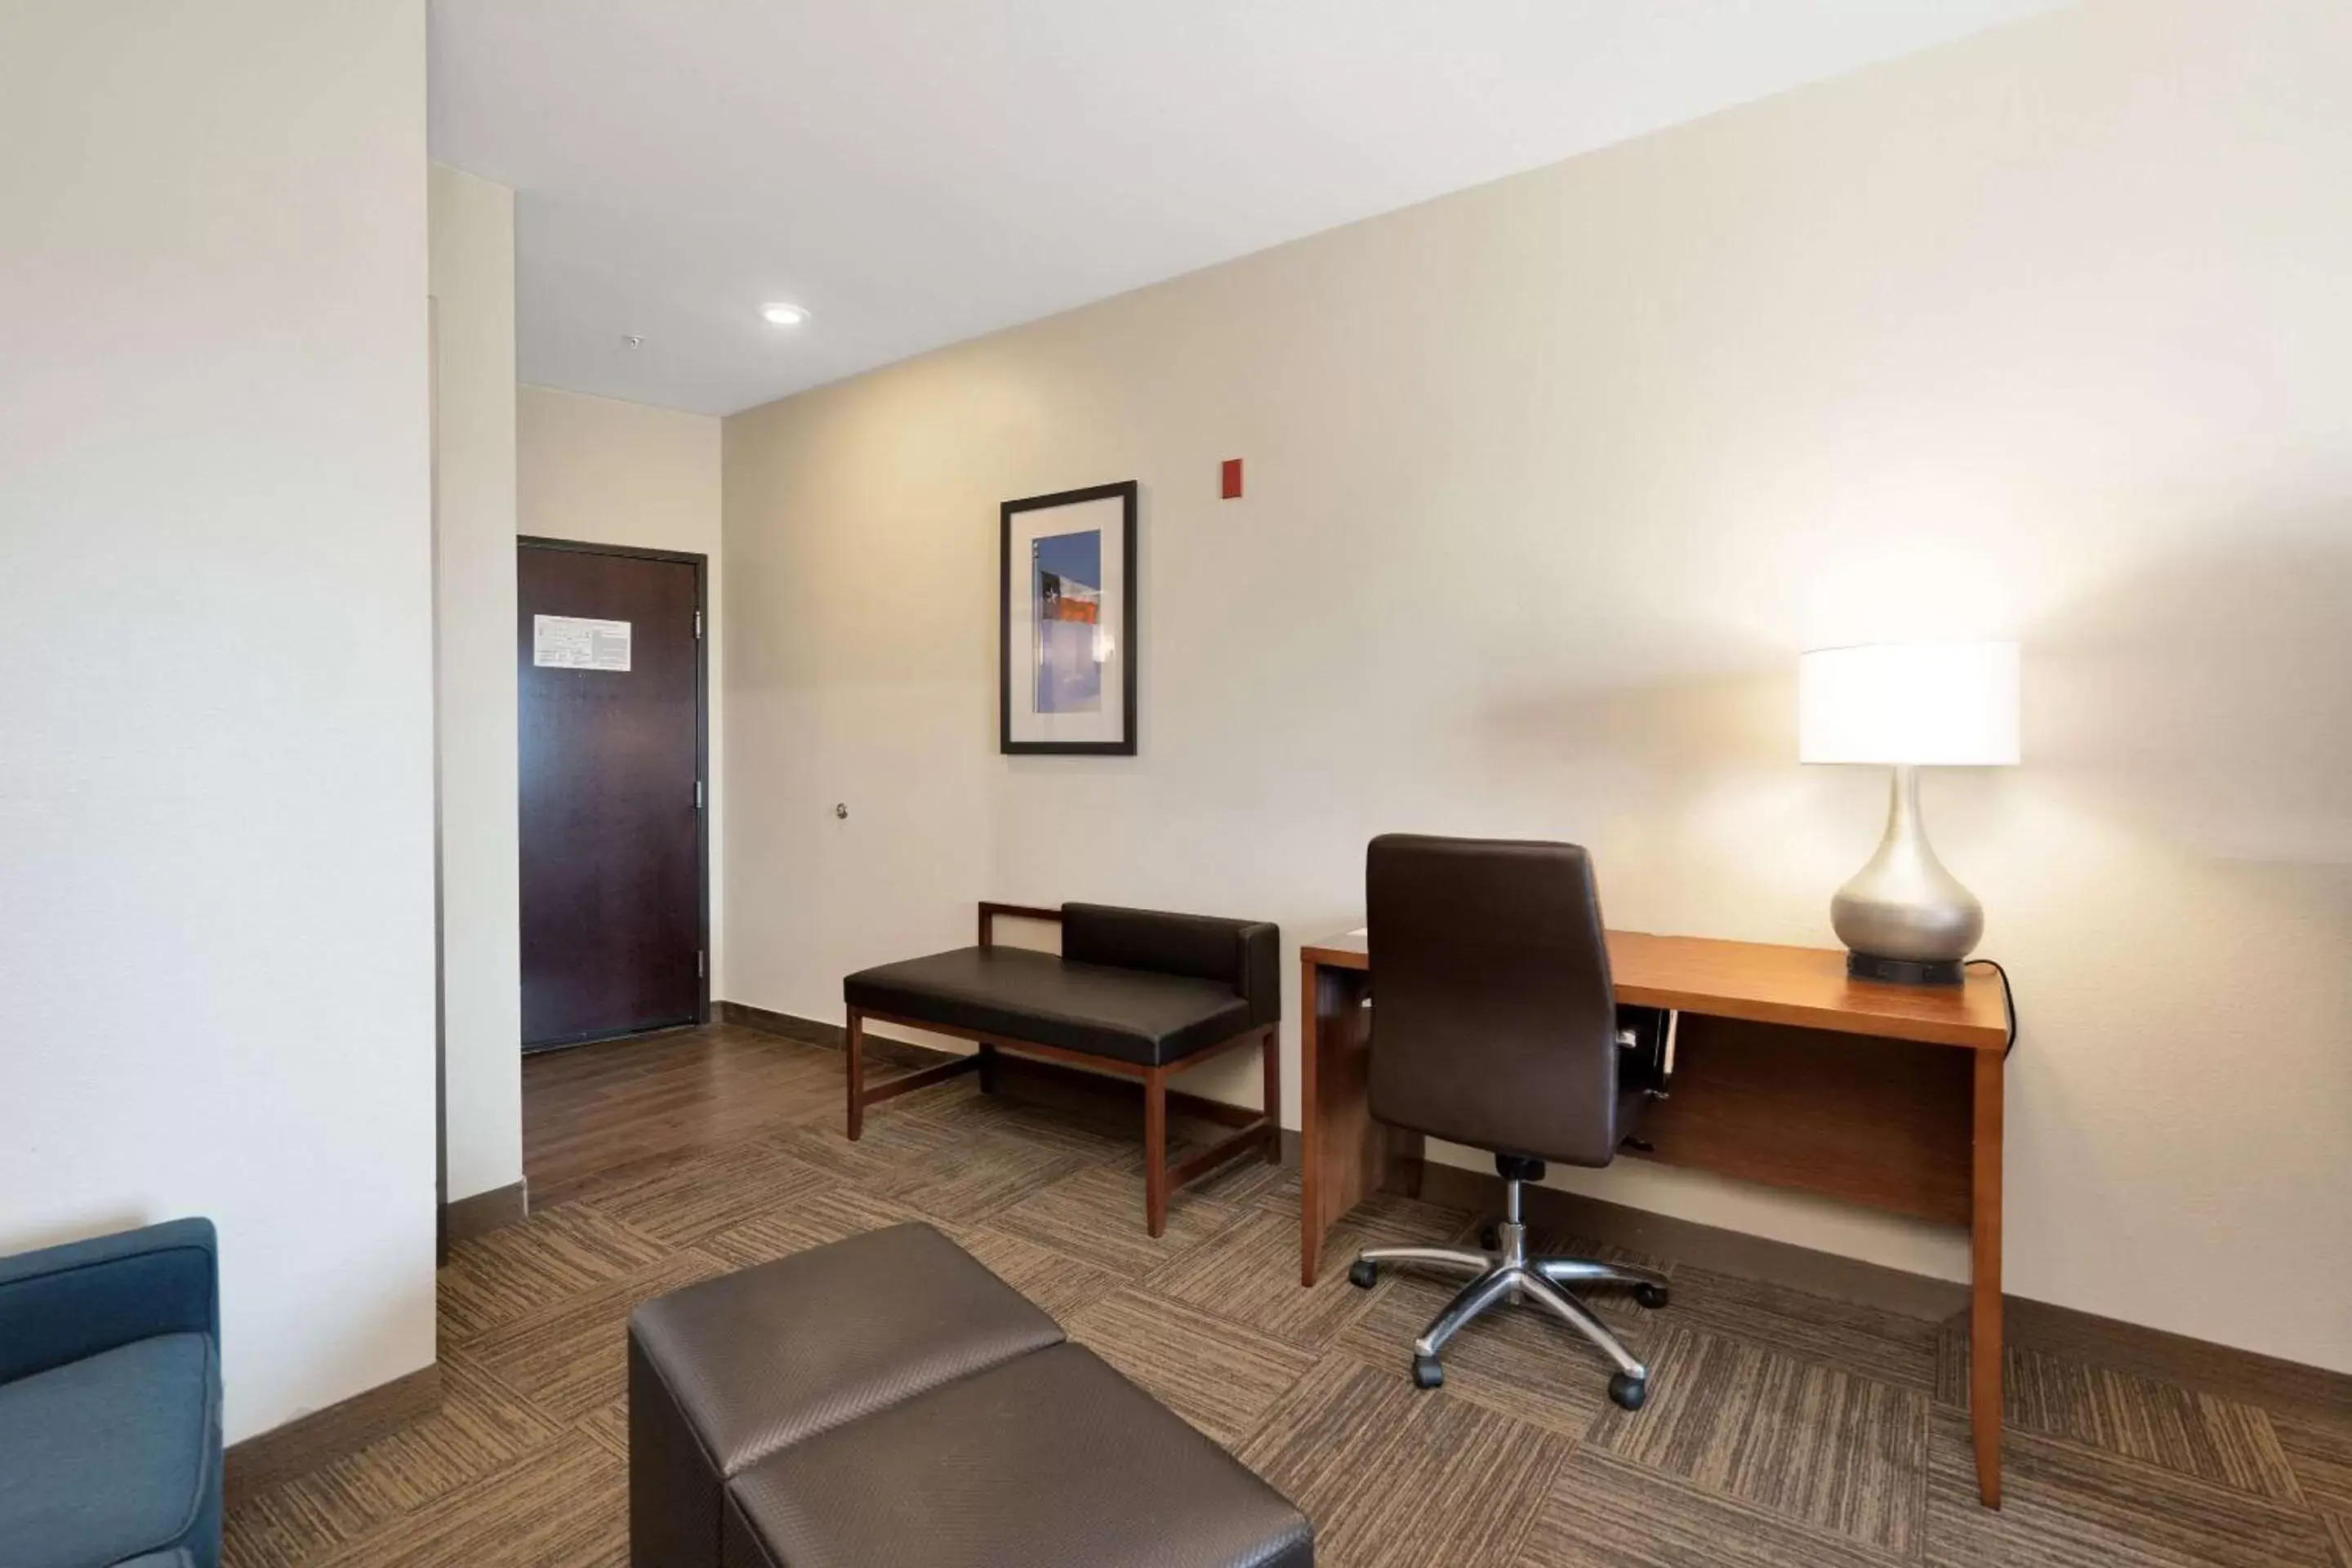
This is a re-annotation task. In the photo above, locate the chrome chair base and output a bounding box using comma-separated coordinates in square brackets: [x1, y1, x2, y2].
[1349, 1181, 1668, 1411]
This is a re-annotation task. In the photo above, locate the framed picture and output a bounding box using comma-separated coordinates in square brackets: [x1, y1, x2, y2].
[1000, 480, 1138, 755]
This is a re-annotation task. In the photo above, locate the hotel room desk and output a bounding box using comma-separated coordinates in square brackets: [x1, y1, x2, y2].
[1297, 927, 2014, 1507]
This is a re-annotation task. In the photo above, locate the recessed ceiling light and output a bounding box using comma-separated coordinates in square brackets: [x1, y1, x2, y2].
[761, 302, 808, 327]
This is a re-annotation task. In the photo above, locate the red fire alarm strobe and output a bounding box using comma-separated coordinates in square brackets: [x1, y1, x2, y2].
[1220, 458, 1243, 499]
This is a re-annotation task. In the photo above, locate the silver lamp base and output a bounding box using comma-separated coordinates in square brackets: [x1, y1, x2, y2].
[1831, 764, 1983, 987]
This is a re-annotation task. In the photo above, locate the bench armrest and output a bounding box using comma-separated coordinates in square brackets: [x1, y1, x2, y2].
[1234, 921, 1281, 1027]
[1060, 903, 1281, 1027]
[0, 1217, 218, 1383]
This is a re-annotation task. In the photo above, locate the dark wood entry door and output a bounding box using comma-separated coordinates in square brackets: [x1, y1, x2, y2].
[518, 539, 706, 1050]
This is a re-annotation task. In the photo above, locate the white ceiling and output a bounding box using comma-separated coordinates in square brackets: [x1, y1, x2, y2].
[429, 1, 2056, 417]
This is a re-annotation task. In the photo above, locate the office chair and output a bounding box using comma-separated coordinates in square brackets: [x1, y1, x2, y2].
[1347, 833, 1670, 1410]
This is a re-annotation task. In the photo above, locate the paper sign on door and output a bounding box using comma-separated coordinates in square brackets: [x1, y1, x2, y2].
[533, 614, 632, 671]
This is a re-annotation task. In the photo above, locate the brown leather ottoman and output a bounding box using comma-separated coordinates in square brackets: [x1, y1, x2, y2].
[719, 1341, 1314, 1568]
[627, 1223, 1063, 1568]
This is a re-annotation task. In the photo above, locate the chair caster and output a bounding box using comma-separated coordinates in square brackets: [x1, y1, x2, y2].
[1479, 1225, 1499, 1251]
[1608, 1372, 1648, 1411]
[1348, 1259, 1378, 1290]
[1634, 1282, 1669, 1310]
[1411, 1355, 1445, 1390]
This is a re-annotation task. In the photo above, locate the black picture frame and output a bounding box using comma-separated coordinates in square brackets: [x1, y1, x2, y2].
[1000, 479, 1138, 755]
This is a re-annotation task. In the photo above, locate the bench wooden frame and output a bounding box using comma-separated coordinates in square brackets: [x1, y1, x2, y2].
[845, 902, 1281, 1237]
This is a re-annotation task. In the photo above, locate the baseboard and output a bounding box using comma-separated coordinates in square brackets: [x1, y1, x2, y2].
[441, 1179, 528, 1245]
[1414, 1160, 2352, 1429]
[1416, 1160, 1967, 1321]
[717, 999, 839, 1046]
[224, 1364, 440, 1504]
[1998, 1293, 2352, 1431]
[719, 998, 2350, 1425]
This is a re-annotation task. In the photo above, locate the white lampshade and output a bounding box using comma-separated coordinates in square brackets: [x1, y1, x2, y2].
[1799, 642, 2020, 766]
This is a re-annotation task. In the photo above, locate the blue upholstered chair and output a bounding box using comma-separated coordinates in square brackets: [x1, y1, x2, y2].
[0, 1218, 223, 1568]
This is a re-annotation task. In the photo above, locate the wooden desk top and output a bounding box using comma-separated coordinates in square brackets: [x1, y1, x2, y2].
[1299, 927, 2008, 1052]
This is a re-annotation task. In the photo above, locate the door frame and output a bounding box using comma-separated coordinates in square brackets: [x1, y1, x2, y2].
[518, 534, 711, 1040]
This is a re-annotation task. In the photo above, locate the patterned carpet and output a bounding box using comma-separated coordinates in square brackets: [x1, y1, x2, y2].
[225, 1023, 2352, 1567]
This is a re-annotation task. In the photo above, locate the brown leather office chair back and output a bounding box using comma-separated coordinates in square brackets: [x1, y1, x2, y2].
[1365, 833, 1628, 1168]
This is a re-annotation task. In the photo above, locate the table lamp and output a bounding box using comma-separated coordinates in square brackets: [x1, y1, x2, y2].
[1799, 641, 2020, 984]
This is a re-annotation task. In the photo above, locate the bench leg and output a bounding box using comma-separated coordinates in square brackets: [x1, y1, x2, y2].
[977, 1041, 998, 1094]
[846, 1009, 866, 1142]
[1144, 1067, 1169, 1239]
[1260, 1026, 1281, 1164]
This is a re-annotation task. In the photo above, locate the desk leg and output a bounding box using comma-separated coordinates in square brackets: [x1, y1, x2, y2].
[1299, 957, 1414, 1285]
[1971, 1049, 2005, 1509]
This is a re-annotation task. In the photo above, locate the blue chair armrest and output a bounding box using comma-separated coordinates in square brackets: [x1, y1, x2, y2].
[0, 1217, 218, 1384]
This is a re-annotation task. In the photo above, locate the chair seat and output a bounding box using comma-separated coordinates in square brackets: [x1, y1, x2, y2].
[722, 1343, 1314, 1568]
[0, 1334, 218, 1568]
[844, 945, 1252, 1067]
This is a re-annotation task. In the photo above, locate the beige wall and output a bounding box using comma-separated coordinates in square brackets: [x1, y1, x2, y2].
[721, 0, 2352, 1374]
[430, 163, 523, 1205]
[1, 0, 438, 1439]
[518, 385, 728, 987]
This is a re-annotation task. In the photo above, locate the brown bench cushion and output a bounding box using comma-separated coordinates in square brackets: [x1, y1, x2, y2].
[720, 1343, 1314, 1568]
[629, 1223, 1063, 1568]
[844, 945, 1254, 1067]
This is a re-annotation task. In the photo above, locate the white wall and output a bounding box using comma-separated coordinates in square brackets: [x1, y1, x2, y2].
[430, 163, 523, 1205]
[722, 0, 2352, 1374]
[0, 0, 438, 1440]
[519, 385, 728, 989]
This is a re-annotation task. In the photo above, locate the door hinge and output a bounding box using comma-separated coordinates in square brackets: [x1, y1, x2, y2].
[695, 779, 704, 809]
[694, 611, 703, 639]
[697, 950, 706, 978]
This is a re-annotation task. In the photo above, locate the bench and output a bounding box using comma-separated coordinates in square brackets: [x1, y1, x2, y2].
[842, 902, 1281, 1236]
[628, 1222, 1314, 1568]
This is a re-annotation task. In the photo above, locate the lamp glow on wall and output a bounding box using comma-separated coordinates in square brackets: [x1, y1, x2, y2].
[1800, 642, 2020, 984]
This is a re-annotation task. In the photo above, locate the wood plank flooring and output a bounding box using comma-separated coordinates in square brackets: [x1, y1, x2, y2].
[225, 1022, 2352, 1566]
